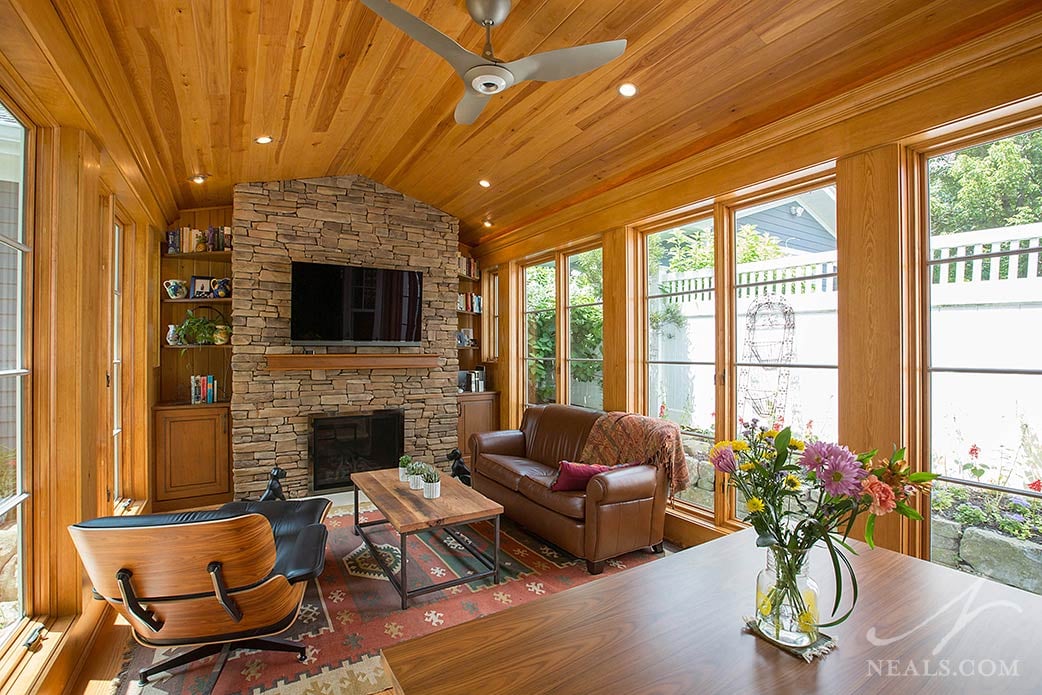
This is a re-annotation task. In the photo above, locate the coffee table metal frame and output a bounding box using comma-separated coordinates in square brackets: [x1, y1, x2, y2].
[352, 485, 501, 610]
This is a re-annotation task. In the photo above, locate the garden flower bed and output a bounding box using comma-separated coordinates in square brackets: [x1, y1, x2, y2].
[930, 483, 1042, 594]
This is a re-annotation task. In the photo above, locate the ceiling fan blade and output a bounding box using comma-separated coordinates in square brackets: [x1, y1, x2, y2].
[455, 89, 491, 125]
[503, 39, 626, 83]
[359, 0, 482, 76]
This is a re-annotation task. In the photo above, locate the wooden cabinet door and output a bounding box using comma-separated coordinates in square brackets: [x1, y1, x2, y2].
[458, 393, 499, 462]
[154, 405, 231, 506]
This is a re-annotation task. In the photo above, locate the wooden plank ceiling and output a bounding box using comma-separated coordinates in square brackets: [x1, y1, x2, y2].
[81, 0, 1040, 244]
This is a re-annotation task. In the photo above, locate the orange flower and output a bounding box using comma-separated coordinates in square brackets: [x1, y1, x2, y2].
[861, 474, 897, 515]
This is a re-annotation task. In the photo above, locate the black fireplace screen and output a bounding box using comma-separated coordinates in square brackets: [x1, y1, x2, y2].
[310, 409, 404, 491]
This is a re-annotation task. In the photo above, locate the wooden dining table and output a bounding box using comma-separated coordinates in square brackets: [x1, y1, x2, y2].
[381, 528, 1042, 694]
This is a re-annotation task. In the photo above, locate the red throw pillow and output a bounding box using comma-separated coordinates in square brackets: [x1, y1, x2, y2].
[550, 461, 614, 492]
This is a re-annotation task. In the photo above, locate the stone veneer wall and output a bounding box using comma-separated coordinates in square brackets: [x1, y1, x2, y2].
[230, 175, 459, 498]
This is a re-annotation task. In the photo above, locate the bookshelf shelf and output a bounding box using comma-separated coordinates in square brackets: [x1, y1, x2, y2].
[458, 273, 480, 282]
[161, 344, 232, 349]
[457, 310, 481, 316]
[161, 251, 232, 261]
[162, 298, 233, 304]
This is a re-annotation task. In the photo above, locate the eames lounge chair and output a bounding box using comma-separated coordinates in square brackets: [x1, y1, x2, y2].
[68, 498, 331, 690]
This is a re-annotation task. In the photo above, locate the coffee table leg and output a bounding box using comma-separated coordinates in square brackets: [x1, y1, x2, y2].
[400, 531, 409, 610]
[494, 515, 501, 584]
[353, 484, 359, 536]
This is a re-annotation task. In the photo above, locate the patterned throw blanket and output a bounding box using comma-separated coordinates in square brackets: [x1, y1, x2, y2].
[580, 412, 690, 495]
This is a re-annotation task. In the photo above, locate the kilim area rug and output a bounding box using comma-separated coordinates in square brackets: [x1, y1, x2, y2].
[113, 503, 665, 695]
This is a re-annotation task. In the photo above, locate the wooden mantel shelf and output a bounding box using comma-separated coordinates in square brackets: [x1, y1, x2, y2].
[266, 353, 441, 371]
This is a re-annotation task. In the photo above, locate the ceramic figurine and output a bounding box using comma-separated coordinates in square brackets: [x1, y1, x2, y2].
[210, 277, 232, 298]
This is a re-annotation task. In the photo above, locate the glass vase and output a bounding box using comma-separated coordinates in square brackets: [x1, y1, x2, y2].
[755, 547, 819, 647]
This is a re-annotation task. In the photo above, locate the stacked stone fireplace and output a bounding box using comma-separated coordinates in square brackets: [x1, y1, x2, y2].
[230, 175, 459, 498]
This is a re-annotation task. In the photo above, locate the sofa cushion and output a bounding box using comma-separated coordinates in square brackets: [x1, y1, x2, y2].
[517, 475, 586, 520]
[523, 404, 602, 468]
[477, 454, 556, 492]
[550, 461, 613, 491]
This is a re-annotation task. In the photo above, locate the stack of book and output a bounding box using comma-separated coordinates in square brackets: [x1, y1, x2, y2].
[190, 375, 218, 404]
[458, 292, 482, 313]
[457, 256, 479, 278]
[166, 226, 234, 254]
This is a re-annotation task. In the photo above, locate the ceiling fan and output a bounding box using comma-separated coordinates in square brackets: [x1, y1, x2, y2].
[359, 0, 627, 125]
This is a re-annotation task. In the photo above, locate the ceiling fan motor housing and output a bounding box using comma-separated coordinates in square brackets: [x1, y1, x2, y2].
[465, 64, 515, 95]
[467, 0, 512, 26]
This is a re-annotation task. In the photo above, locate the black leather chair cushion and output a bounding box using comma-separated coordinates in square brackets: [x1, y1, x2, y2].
[219, 499, 331, 583]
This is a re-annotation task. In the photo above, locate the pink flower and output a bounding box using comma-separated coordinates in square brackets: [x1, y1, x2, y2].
[862, 475, 897, 516]
[709, 444, 737, 473]
[968, 443, 980, 460]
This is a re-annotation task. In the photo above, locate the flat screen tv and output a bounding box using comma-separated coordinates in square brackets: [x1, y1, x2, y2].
[290, 261, 423, 345]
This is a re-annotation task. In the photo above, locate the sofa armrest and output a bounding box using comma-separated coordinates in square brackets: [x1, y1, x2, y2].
[587, 465, 658, 505]
[470, 430, 526, 461]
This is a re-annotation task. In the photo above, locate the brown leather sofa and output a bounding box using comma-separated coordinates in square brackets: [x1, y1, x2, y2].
[469, 404, 667, 574]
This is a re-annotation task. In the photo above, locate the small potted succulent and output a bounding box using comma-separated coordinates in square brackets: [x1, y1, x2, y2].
[398, 454, 413, 482]
[422, 467, 441, 499]
[407, 462, 426, 490]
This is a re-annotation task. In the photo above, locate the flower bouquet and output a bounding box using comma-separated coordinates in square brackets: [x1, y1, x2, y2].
[710, 420, 938, 648]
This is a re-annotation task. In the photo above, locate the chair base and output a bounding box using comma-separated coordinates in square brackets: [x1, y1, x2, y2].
[138, 637, 307, 691]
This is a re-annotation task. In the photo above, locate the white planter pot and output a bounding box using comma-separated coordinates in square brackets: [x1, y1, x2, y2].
[423, 481, 441, 499]
[409, 474, 423, 490]
[399, 467, 409, 482]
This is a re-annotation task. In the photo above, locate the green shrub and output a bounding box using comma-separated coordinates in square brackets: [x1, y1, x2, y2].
[954, 503, 988, 526]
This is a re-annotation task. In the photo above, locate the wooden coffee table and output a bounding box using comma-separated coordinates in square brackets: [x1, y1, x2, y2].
[352, 468, 504, 609]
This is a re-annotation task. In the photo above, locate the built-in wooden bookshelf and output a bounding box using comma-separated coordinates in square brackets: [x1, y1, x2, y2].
[457, 254, 482, 373]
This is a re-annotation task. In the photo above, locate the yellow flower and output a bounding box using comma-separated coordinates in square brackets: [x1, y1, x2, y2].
[746, 497, 765, 513]
[798, 610, 818, 634]
[761, 429, 780, 439]
[783, 474, 802, 491]
[790, 438, 806, 451]
[732, 440, 750, 452]
[756, 590, 773, 616]
[739, 462, 755, 472]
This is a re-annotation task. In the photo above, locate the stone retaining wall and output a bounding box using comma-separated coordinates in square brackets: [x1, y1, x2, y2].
[931, 517, 1042, 594]
[230, 176, 459, 498]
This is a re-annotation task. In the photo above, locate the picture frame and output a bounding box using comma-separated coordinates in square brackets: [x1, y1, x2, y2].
[190, 275, 214, 299]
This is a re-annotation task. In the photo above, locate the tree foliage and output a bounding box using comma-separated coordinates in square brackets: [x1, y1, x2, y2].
[929, 128, 1042, 235]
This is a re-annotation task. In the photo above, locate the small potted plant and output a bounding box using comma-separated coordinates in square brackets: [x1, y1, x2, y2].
[407, 462, 426, 490]
[174, 310, 219, 346]
[422, 467, 441, 499]
[398, 454, 412, 482]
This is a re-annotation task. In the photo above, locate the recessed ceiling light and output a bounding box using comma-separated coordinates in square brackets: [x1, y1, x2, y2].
[618, 83, 638, 97]
[255, 135, 273, 144]
[478, 179, 491, 188]
[190, 174, 207, 184]
[483, 220, 493, 228]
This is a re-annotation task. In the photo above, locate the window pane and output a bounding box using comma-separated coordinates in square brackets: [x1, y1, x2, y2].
[568, 248, 602, 304]
[647, 218, 715, 291]
[526, 359, 556, 405]
[928, 127, 1042, 246]
[525, 261, 555, 312]
[0, 107, 26, 244]
[734, 186, 838, 370]
[930, 372, 1042, 490]
[0, 506, 21, 635]
[735, 365, 837, 441]
[648, 295, 714, 363]
[648, 363, 715, 512]
[526, 310, 555, 359]
[928, 258, 1041, 372]
[569, 304, 602, 360]
[569, 362, 602, 410]
[0, 244, 20, 371]
[735, 290, 837, 366]
[0, 377, 18, 502]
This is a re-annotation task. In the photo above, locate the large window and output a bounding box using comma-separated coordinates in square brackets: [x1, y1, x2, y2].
[566, 248, 603, 410]
[646, 217, 717, 510]
[0, 102, 29, 643]
[733, 186, 838, 443]
[925, 126, 1042, 593]
[524, 260, 556, 405]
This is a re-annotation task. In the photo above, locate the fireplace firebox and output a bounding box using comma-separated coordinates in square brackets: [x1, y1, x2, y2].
[310, 409, 404, 491]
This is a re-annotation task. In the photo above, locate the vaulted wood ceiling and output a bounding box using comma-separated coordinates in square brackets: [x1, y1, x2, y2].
[84, 0, 1040, 244]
